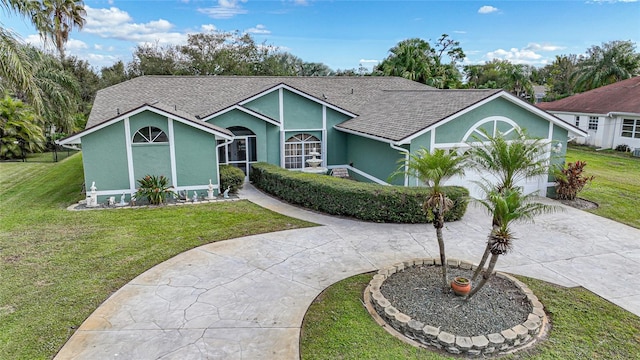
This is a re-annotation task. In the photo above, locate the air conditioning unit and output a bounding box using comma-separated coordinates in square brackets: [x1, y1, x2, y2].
[632, 148, 640, 158]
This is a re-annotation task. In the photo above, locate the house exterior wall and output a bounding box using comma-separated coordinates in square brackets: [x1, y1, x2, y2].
[244, 90, 280, 120]
[82, 121, 130, 192]
[282, 90, 323, 130]
[173, 120, 218, 187]
[129, 112, 172, 184]
[346, 134, 404, 185]
[325, 108, 351, 165]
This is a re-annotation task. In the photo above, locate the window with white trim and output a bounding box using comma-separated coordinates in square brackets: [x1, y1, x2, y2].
[588, 116, 599, 131]
[621, 119, 640, 138]
[284, 133, 321, 169]
[133, 126, 168, 143]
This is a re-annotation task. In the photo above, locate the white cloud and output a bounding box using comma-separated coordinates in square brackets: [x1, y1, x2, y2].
[478, 5, 499, 14]
[198, 0, 248, 19]
[486, 47, 543, 64]
[524, 43, 565, 52]
[83, 5, 186, 46]
[453, 30, 467, 34]
[65, 38, 88, 51]
[246, 24, 270, 35]
[359, 59, 379, 64]
[201, 24, 218, 32]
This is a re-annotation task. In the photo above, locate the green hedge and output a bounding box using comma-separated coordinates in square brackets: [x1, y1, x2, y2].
[220, 165, 245, 194]
[250, 162, 469, 223]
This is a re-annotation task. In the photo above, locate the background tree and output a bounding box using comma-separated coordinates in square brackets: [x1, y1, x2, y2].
[129, 42, 188, 76]
[62, 56, 100, 119]
[399, 148, 466, 292]
[375, 35, 464, 88]
[539, 54, 578, 100]
[100, 61, 131, 88]
[572, 40, 640, 92]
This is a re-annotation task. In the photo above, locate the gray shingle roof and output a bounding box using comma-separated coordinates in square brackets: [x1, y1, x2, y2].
[87, 76, 502, 142]
[88, 76, 429, 128]
[336, 89, 501, 141]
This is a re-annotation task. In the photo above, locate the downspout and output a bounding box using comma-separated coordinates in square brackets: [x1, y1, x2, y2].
[215, 137, 234, 192]
[389, 143, 410, 186]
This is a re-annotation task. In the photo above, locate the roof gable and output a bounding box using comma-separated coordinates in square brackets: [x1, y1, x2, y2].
[59, 102, 233, 145]
[537, 77, 640, 115]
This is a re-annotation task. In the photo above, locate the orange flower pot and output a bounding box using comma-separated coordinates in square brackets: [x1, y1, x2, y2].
[451, 276, 471, 296]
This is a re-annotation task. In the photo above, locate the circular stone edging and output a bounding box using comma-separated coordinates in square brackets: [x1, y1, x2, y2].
[366, 258, 548, 357]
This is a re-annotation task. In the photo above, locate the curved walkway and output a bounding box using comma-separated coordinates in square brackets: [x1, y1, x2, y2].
[55, 184, 640, 359]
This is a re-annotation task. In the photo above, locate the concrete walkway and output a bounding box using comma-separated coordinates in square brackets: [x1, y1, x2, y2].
[55, 184, 640, 359]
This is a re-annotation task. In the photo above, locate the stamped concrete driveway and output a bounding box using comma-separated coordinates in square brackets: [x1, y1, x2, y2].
[55, 184, 640, 359]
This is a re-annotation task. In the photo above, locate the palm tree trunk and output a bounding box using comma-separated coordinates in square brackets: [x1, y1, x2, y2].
[471, 241, 491, 281]
[467, 253, 500, 300]
[435, 221, 448, 292]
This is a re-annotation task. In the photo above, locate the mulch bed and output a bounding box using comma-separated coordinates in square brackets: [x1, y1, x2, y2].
[380, 265, 532, 337]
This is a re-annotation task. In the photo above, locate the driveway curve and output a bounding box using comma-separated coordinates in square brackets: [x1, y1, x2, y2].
[55, 184, 640, 359]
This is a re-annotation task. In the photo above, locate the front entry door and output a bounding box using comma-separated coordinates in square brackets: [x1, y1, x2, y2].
[228, 138, 248, 175]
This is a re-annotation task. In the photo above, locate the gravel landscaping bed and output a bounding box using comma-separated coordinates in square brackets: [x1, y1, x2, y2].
[380, 265, 532, 337]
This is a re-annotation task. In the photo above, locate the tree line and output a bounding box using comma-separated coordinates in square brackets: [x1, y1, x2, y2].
[1, 0, 639, 159]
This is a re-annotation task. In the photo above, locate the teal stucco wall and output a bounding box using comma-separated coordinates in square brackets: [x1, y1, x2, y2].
[434, 97, 550, 144]
[82, 121, 129, 191]
[173, 120, 218, 187]
[346, 134, 406, 185]
[282, 89, 323, 130]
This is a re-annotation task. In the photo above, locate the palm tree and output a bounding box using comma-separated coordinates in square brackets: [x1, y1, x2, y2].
[466, 128, 550, 281]
[572, 40, 640, 92]
[0, 1, 43, 111]
[400, 148, 466, 292]
[466, 188, 555, 299]
[376, 38, 433, 84]
[39, 0, 86, 59]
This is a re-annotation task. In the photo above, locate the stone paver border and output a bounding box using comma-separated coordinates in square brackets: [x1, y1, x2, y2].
[366, 258, 549, 357]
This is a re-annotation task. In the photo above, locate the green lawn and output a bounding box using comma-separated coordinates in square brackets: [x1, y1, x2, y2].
[0, 154, 314, 359]
[565, 145, 640, 229]
[300, 147, 640, 359]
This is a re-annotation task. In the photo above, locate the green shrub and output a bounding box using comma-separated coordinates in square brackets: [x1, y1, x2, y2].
[220, 165, 245, 194]
[250, 162, 468, 223]
[135, 174, 176, 205]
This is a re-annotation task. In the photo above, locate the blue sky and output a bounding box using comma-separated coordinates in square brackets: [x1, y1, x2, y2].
[3, 0, 639, 71]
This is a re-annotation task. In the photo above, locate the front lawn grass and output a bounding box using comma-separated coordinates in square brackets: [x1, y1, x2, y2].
[301, 274, 640, 360]
[0, 154, 315, 359]
[565, 145, 640, 229]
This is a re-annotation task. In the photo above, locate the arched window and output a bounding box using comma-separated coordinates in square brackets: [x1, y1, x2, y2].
[284, 133, 321, 169]
[132, 126, 168, 143]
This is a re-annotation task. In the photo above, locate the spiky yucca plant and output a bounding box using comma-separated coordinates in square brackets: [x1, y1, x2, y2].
[135, 175, 176, 205]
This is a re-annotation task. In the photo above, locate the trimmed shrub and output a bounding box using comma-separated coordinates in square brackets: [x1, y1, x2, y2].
[250, 162, 468, 223]
[220, 165, 245, 194]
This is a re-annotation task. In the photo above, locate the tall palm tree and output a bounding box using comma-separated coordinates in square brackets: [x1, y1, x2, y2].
[466, 128, 550, 281]
[572, 40, 640, 92]
[401, 148, 466, 292]
[39, 0, 86, 59]
[376, 38, 433, 84]
[466, 188, 555, 299]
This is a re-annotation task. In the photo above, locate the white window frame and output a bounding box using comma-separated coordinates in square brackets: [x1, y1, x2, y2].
[588, 116, 599, 131]
[284, 133, 321, 169]
[132, 126, 168, 144]
[621, 118, 640, 139]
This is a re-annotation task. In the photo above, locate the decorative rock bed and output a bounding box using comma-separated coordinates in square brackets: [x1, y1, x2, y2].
[365, 258, 547, 357]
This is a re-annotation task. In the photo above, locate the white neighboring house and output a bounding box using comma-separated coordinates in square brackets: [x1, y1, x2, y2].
[537, 76, 640, 152]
